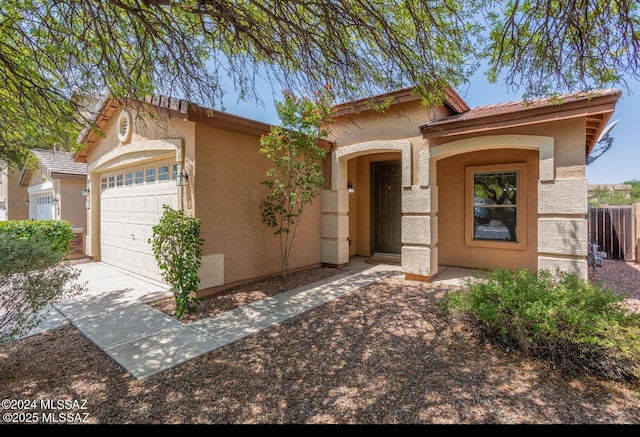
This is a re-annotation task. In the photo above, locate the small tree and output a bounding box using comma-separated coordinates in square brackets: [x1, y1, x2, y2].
[150, 205, 204, 318]
[0, 232, 86, 345]
[259, 88, 334, 279]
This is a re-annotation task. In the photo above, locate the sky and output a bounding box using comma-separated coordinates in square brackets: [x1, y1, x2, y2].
[218, 71, 640, 186]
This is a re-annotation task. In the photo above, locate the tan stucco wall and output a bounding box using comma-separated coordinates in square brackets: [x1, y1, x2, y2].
[437, 148, 539, 271]
[346, 152, 402, 257]
[60, 180, 88, 229]
[193, 124, 323, 288]
[329, 101, 449, 147]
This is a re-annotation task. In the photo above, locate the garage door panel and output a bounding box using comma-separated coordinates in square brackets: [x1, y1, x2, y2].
[116, 197, 125, 213]
[145, 196, 156, 213]
[100, 164, 178, 281]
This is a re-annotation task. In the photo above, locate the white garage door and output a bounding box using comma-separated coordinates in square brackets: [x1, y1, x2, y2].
[100, 162, 179, 281]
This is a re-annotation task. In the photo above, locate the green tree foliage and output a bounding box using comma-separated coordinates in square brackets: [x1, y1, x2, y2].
[259, 87, 333, 279]
[588, 180, 640, 207]
[627, 179, 640, 203]
[0, 219, 75, 256]
[0, 230, 86, 345]
[150, 205, 204, 318]
[1, 1, 638, 166]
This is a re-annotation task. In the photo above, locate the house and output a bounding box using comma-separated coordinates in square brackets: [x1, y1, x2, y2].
[74, 88, 620, 296]
[20, 148, 88, 256]
[0, 165, 29, 221]
[587, 183, 632, 200]
[74, 96, 329, 294]
[324, 87, 620, 281]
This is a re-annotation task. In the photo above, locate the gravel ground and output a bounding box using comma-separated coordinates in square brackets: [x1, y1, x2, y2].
[1, 260, 639, 425]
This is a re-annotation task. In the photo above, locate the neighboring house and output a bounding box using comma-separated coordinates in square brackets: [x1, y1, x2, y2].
[0, 165, 29, 221]
[74, 88, 620, 296]
[20, 148, 88, 256]
[587, 183, 632, 200]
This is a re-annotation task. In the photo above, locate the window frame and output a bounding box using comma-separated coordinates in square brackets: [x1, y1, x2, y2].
[145, 167, 156, 183]
[464, 162, 527, 250]
[158, 165, 170, 182]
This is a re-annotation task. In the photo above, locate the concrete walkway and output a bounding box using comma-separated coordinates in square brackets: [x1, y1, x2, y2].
[20, 257, 481, 380]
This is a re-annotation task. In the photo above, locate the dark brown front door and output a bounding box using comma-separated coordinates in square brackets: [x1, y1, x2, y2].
[372, 161, 402, 254]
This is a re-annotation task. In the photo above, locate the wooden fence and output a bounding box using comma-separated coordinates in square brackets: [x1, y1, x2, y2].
[587, 206, 635, 261]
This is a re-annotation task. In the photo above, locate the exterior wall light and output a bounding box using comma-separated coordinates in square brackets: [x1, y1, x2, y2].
[81, 188, 90, 197]
[176, 171, 189, 187]
[347, 182, 355, 194]
[24, 199, 29, 206]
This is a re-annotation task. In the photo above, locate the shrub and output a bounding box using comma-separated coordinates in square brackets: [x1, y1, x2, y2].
[0, 233, 86, 344]
[150, 205, 204, 319]
[442, 267, 640, 383]
[0, 219, 74, 256]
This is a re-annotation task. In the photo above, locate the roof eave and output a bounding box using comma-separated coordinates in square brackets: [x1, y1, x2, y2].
[421, 91, 620, 155]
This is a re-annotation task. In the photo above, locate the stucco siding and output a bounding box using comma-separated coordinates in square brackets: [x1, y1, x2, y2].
[538, 218, 588, 256]
[60, 180, 87, 229]
[437, 148, 539, 271]
[328, 100, 447, 148]
[194, 124, 323, 287]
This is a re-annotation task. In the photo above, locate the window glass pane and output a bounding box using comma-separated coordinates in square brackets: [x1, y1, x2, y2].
[135, 170, 143, 185]
[473, 170, 518, 242]
[158, 165, 169, 181]
[146, 168, 156, 183]
[116, 174, 123, 187]
[101, 177, 107, 189]
[172, 164, 178, 179]
[474, 171, 517, 206]
[108, 175, 115, 188]
[125, 173, 133, 186]
[474, 207, 517, 241]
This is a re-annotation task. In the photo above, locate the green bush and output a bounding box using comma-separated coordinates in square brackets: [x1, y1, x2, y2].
[150, 205, 203, 319]
[0, 233, 86, 344]
[0, 220, 74, 257]
[442, 267, 640, 383]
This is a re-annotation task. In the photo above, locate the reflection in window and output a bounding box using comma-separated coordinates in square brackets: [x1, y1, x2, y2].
[146, 168, 156, 183]
[125, 173, 133, 186]
[473, 170, 518, 241]
[158, 165, 169, 181]
[135, 170, 143, 185]
[108, 175, 115, 188]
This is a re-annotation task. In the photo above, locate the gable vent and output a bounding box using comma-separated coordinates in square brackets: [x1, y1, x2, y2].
[117, 110, 132, 143]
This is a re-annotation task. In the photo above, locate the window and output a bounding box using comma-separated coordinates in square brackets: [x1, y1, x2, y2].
[125, 172, 133, 186]
[158, 165, 170, 181]
[101, 177, 107, 189]
[171, 164, 178, 180]
[108, 175, 115, 188]
[134, 170, 143, 185]
[146, 168, 156, 183]
[465, 163, 527, 249]
[116, 174, 123, 187]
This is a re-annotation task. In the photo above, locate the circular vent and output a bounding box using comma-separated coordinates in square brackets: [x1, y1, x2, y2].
[117, 110, 132, 142]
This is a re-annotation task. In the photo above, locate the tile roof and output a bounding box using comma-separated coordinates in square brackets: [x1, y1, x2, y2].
[422, 88, 621, 128]
[31, 148, 87, 177]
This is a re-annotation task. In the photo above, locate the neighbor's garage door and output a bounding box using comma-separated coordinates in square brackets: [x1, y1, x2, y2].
[100, 161, 179, 281]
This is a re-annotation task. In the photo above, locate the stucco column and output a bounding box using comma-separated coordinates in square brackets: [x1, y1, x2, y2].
[537, 177, 589, 279]
[321, 189, 350, 266]
[401, 149, 438, 280]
